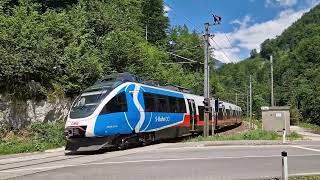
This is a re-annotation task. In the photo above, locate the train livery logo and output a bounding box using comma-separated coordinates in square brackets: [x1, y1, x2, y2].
[71, 121, 79, 126]
[155, 116, 170, 122]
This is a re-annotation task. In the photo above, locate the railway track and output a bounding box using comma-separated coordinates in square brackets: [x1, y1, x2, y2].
[0, 123, 243, 179]
[0, 143, 173, 179]
[0, 153, 85, 172]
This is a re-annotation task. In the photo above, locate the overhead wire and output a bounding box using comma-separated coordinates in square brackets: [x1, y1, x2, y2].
[209, 37, 234, 64]
[191, 0, 242, 63]
[166, 1, 235, 64]
[224, 33, 242, 62]
[162, 3, 201, 65]
[164, 2, 203, 31]
[171, 45, 202, 53]
[167, 1, 244, 103]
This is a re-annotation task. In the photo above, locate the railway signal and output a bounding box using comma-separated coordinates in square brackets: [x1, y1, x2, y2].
[203, 99, 210, 112]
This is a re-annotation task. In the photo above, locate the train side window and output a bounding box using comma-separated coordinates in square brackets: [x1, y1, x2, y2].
[198, 106, 204, 121]
[144, 93, 156, 112]
[100, 92, 127, 115]
[225, 109, 229, 119]
[177, 98, 186, 113]
[156, 94, 169, 112]
[169, 96, 178, 112]
[143, 92, 185, 113]
[218, 108, 223, 119]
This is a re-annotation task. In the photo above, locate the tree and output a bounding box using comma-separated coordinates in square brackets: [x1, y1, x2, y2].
[250, 49, 258, 58]
[141, 0, 169, 44]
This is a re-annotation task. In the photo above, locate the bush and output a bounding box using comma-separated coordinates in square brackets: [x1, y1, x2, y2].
[0, 120, 66, 155]
[300, 123, 320, 134]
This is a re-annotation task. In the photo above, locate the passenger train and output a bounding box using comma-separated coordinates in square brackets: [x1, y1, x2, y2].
[64, 73, 242, 151]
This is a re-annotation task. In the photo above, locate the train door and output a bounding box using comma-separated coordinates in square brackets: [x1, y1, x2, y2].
[187, 99, 197, 131]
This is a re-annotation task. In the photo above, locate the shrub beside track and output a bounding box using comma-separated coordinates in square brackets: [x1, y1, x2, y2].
[0, 120, 65, 155]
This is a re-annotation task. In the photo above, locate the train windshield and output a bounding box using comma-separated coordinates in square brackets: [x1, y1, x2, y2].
[69, 91, 107, 119]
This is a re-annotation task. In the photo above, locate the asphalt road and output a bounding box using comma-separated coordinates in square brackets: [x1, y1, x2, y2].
[1, 140, 320, 180]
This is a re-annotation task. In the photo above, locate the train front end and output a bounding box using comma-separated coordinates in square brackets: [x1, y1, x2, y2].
[64, 75, 127, 152]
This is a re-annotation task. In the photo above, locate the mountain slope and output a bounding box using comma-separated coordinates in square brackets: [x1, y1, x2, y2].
[215, 4, 320, 125]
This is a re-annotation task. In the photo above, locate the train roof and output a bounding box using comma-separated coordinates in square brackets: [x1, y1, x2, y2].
[89, 72, 191, 94]
[85, 73, 242, 111]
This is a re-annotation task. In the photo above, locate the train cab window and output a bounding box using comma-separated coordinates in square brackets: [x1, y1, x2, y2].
[100, 92, 127, 115]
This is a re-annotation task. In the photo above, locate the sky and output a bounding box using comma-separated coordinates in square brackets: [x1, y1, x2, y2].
[164, 0, 320, 63]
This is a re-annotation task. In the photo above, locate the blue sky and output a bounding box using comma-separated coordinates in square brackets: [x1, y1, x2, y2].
[164, 0, 320, 63]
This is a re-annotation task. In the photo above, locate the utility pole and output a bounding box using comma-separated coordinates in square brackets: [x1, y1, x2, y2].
[202, 14, 221, 137]
[246, 88, 249, 119]
[203, 22, 210, 137]
[236, 93, 238, 106]
[249, 75, 253, 129]
[270, 55, 274, 107]
[145, 25, 148, 41]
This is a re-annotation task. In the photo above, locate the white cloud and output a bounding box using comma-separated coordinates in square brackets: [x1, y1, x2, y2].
[164, 5, 171, 17]
[265, 0, 298, 7]
[231, 15, 252, 29]
[233, 9, 305, 50]
[210, 4, 319, 63]
[209, 33, 241, 63]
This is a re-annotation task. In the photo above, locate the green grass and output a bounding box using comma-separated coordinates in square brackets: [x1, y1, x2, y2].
[243, 117, 262, 129]
[289, 176, 320, 180]
[262, 176, 320, 180]
[0, 120, 66, 155]
[185, 129, 303, 142]
[287, 131, 303, 140]
[299, 122, 320, 134]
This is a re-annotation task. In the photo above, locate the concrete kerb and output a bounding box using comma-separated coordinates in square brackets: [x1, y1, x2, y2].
[44, 147, 65, 153]
[203, 140, 292, 147]
[174, 140, 315, 148]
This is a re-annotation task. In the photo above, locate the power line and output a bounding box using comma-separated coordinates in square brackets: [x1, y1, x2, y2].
[164, 2, 203, 31]
[167, 52, 198, 63]
[210, 37, 234, 64]
[171, 45, 202, 52]
[162, 51, 203, 65]
[224, 34, 242, 62]
[165, 2, 237, 64]
[192, 1, 241, 63]
[161, 62, 198, 65]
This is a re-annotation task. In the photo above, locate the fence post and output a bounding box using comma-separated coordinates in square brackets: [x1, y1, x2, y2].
[282, 151, 288, 180]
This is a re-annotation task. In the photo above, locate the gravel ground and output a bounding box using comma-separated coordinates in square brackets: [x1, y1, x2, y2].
[217, 121, 253, 135]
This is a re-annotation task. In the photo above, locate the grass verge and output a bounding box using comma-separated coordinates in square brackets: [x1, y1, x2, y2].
[299, 122, 320, 134]
[243, 118, 262, 129]
[185, 129, 303, 142]
[289, 176, 320, 180]
[0, 120, 65, 155]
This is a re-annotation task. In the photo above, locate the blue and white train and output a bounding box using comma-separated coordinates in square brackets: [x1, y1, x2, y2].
[64, 73, 242, 151]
